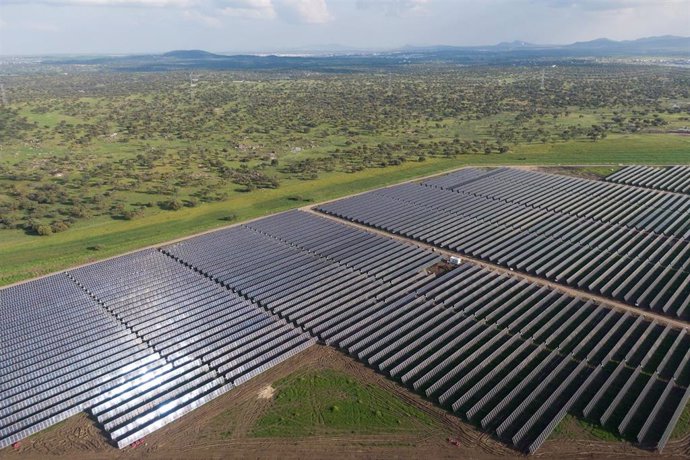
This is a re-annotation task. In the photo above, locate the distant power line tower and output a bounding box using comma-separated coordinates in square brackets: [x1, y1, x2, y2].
[189, 72, 198, 99]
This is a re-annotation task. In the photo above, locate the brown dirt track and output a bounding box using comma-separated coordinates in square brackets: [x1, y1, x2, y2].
[1, 345, 689, 460]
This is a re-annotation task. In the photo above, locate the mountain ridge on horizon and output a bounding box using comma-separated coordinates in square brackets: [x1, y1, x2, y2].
[34, 35, 689, 71]
[396, 35, 689, 53]
[10, 35, 688, 59]
[162, 35, 689, 57]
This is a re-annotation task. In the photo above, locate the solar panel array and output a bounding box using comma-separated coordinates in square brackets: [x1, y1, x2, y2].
[4, 205, 690, 454]
[318, 169, 690, 318]
[68, 249, 315, 447]
[1, 248, 315, 449]
[0, 275, 167, 448]
[334, 264, 690, 453]
[162, 210, 441, 342]
[423, 167, 690, 238]
[606, 165, 690, 195]
[162, 210, 690, 453]
[1, 210, 436, 450]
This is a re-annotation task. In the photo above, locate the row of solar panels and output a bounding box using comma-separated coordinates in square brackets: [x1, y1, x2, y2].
[0, 210, 437, 450]
[160, 213, 690, 453]
[423, 167, 690, 239]
[162, 210, 441, 341]
[338, 266, 690, 453]
[1, 275, 169, 449]
[69, 249, 316, 448]
[0, 248, 316, 449]
[317, 181, 690, 318]
[606, 165, 690, 195]
[4, 207, 690, 454]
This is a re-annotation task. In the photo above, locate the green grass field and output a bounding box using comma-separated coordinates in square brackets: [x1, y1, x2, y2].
[244, 366, 690, 444]
[550, 402, 690, 443]
[672, 402, 690, 440]
[251, 369, 434, 437]
[550, 415, 623, 442]
[1, 133, 689, 287]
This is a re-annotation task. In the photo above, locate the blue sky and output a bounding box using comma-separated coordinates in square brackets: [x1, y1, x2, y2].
[0, 0, 688, 55]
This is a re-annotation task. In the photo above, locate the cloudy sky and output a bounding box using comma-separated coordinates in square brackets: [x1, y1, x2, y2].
[0, 0, 688, 55]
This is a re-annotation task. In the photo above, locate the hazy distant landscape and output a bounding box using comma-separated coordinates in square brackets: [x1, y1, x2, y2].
[6, 35, 689, 72]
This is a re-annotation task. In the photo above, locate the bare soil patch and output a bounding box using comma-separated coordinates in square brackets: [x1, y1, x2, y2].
[257, 385, 276, 400]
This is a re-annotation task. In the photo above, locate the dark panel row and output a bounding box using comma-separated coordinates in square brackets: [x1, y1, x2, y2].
[424, 167, 690, 239]
[317, 183, 690, 318]
[245, 210, 439, 282]
[332, 265, 690, 453]
[606, 165, 690, 195]
[162, 210, 441, 341]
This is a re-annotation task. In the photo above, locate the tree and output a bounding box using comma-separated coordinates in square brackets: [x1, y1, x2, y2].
[159, 199, 183, 211]
[36, 225, 53, 236]
[50, 221, 71, 233]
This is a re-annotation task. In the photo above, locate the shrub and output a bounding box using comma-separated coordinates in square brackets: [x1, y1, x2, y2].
[50, 220, 71, 233]
[220, 213, 237, 222]
[0, 216, 17, 229]
[287, 195, 313, 202]
[35, 225, 53, 236]
[158, 199, 183, 211]
[122, 208, 145, 220]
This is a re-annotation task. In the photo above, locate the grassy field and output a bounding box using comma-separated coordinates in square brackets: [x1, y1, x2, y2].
[251, 369, 434, 437]
[672, 403, 690, 440]
[2, 133, 689, 287]
[550, 415, 623, 442]
[550, 400, 690, 443]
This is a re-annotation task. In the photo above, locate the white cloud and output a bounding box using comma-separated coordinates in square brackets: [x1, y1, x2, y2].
[542, 0, 686, 10]
[3, 0, 331, 23]
[356, 0, 431, 16]
[4, 0, 199, 5]
[219, 0, 276, 19]
[182, 9, 222, 26]
[283, 0, 332, 23]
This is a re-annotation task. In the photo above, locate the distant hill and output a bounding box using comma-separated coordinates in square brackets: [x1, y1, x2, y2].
[493, 41, 540, 50]
[566, 36, 690, 54]
[162, 50, 225, 59]
[568, 38, 619, 49]
[401, 36, 689, 55]
[40, 36, 690, 72]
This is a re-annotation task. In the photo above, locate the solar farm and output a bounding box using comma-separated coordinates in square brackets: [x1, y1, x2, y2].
[2, 165, 690, 456]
